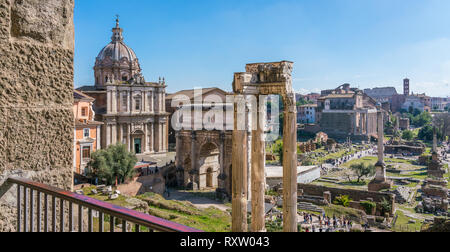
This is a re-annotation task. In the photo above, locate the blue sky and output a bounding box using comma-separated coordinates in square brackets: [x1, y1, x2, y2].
[74, 0, 450, 97]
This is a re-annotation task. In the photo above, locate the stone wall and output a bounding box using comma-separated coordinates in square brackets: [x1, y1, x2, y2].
[298, 184, 395, 216]
[0, 0, 74, 232]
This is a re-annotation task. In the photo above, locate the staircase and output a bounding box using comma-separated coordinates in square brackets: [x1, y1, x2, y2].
[298, 202, 324, 214]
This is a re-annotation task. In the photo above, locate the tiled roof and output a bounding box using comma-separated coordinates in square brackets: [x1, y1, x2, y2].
[73, 90, 95, 101]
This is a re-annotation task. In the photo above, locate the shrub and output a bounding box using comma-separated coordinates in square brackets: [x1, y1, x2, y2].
[360, 201, 377, 215]
[333, 195, 351, 207]
[402, 130, 414, 141]
[378, 198, 392, 216]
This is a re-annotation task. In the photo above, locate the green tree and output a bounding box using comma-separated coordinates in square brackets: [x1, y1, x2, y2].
[412, 112, 432, 127]
[418, 125, 436, 142]
[402, 130, 414, 141]
[88, 144, 137, 185]
[272, 139, 284, 163]
[350, 162, 376, 183]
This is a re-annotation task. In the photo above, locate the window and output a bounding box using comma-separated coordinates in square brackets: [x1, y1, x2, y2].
[122, 93, 127, 111]
[82, 146, 91, 160]
[135, 97, 141, 111]
[122, 75, 128, 81]
[83, 128, 90, 138]
[81, 107, 88, 117]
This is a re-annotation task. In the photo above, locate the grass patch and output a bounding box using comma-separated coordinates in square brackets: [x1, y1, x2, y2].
[392, 211, 423, 232]
[322, 205, 367, 224]
[78, 188, 231, 232]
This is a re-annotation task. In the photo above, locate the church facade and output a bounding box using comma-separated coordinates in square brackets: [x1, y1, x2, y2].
[78, 18, 169, 154]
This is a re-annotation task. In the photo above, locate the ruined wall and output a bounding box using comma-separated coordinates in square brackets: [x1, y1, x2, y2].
[298, 184, 395, 216]
[0, 0, 74, 232]
[320, 112, 353, 137]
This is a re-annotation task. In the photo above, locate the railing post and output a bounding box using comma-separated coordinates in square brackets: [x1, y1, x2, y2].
[122, 220, 127, 232]
[110, 216, 115, 233]
[30, 189, 34, 232]
[44, 194, 48, 232]
[88, 209, 93, 232]
[23, 187, 27, 232]
[60, 198, 64, 232]
[78, 205, 83, 232]
[17, 185, 21, 232]
[99, 212, 104, 232]
[52, 196, 56, 232]
[37, 192, 41, 232]
[69, 202, 73, 232]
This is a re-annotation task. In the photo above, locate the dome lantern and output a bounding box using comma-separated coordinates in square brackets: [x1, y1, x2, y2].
[94, 17, 141, 89]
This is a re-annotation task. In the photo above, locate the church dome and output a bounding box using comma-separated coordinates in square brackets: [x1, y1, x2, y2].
[94, 17, 142, 89]
[96, 40, 137, 63]
[94, 17, 140, 67]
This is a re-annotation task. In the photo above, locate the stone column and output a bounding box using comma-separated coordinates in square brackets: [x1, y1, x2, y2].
[111, 89, 117, 114]
[282, 94, 298, 232]
[191, 131, 199, 190]
[162, 122, 167, 152]
[159, 123, 163, 152]
[111, 124, 117, 145]
[143, 91, 148, 113]
[127, 91, 131, 113]
[127, 124, 132, 152]
[251, 97, 266, 232]
[144, 123, 148, 153]
[232, 96, 248, 232]
[106, 124, 111, 147]
[369, 107, 392, 191]
[433, 127, 438, 153]
[150, 91, 154, 113]
[107, 90, 112, 114]
[376, 109, 385, 173]
[150, 123, 154, 152]
[118, 124, 123, 144]
[218, 132, 226, 191]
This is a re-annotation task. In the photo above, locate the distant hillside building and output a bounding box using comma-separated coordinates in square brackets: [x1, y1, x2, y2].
[298, 104, 317, 124]
[403, 78, 410, 96]
[402, 95, 424, 112]
[432, 97, 448, 111]
[364, 87, 398, 105]
[317, 84, 378, 142]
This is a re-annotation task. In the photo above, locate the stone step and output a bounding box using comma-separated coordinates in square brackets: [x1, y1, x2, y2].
[298, 202, 324, 213]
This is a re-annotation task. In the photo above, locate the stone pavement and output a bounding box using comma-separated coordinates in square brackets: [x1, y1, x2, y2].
[164, 189, 231, 212]
[137, 152, 176, 167]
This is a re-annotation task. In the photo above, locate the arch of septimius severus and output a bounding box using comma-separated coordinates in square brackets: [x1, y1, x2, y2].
[232, 61, 298, 232]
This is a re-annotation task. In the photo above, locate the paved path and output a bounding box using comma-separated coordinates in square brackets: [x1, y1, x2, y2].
[165, 189, 230, 212]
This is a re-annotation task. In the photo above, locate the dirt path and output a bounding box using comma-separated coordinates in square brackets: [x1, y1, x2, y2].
[165, 189, 231, 212]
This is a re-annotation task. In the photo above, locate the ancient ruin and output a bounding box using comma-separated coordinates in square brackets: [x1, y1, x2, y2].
[428, 128, 446, 178]
[232, 61, 298, 232]
[368, 105, 393, 192]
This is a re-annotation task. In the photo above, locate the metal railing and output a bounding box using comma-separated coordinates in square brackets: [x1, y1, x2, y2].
[4, 177, 202, 233]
